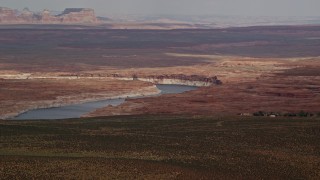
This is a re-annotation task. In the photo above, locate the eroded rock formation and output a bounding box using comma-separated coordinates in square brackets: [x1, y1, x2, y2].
[0, 7, 98, 24]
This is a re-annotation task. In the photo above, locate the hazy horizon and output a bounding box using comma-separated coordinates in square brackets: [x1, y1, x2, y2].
[1, 0, 320, 17]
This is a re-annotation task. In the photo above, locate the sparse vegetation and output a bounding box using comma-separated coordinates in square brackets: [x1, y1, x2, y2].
[1, 115, 320, 179]
[252, 111, 319, 117]
[283, 111, 316, 117]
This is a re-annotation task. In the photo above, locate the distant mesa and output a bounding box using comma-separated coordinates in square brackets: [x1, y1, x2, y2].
[0, 7, 98, 24]
[57, 8, 97, 23]
[0, 7, 18, 22]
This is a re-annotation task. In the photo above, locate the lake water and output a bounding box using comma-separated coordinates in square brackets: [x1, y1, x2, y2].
[12, 84, 198, 120]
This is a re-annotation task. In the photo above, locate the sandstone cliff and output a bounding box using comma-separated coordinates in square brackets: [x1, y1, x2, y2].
[0, 7, 98, 24]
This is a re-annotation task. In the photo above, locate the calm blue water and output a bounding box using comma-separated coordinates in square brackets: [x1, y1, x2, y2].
[12, 84, 198, 120]
[157, 84, 197, 94]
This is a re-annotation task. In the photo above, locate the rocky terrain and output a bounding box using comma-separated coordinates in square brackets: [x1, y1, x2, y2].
[0, 7, 97, 24]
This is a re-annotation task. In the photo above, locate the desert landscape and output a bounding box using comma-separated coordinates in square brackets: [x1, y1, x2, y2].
[0, 26, 320, 119]
[0, 3, 320, 179]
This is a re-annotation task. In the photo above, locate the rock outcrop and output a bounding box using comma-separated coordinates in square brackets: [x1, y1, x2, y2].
[0, 7, 98, 24]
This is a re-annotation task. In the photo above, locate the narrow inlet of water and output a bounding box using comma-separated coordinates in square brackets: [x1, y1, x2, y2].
[12, 84, 198, 120]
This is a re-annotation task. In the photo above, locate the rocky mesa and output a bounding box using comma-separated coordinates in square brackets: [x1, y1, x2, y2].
[0, 7, 98, 24]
